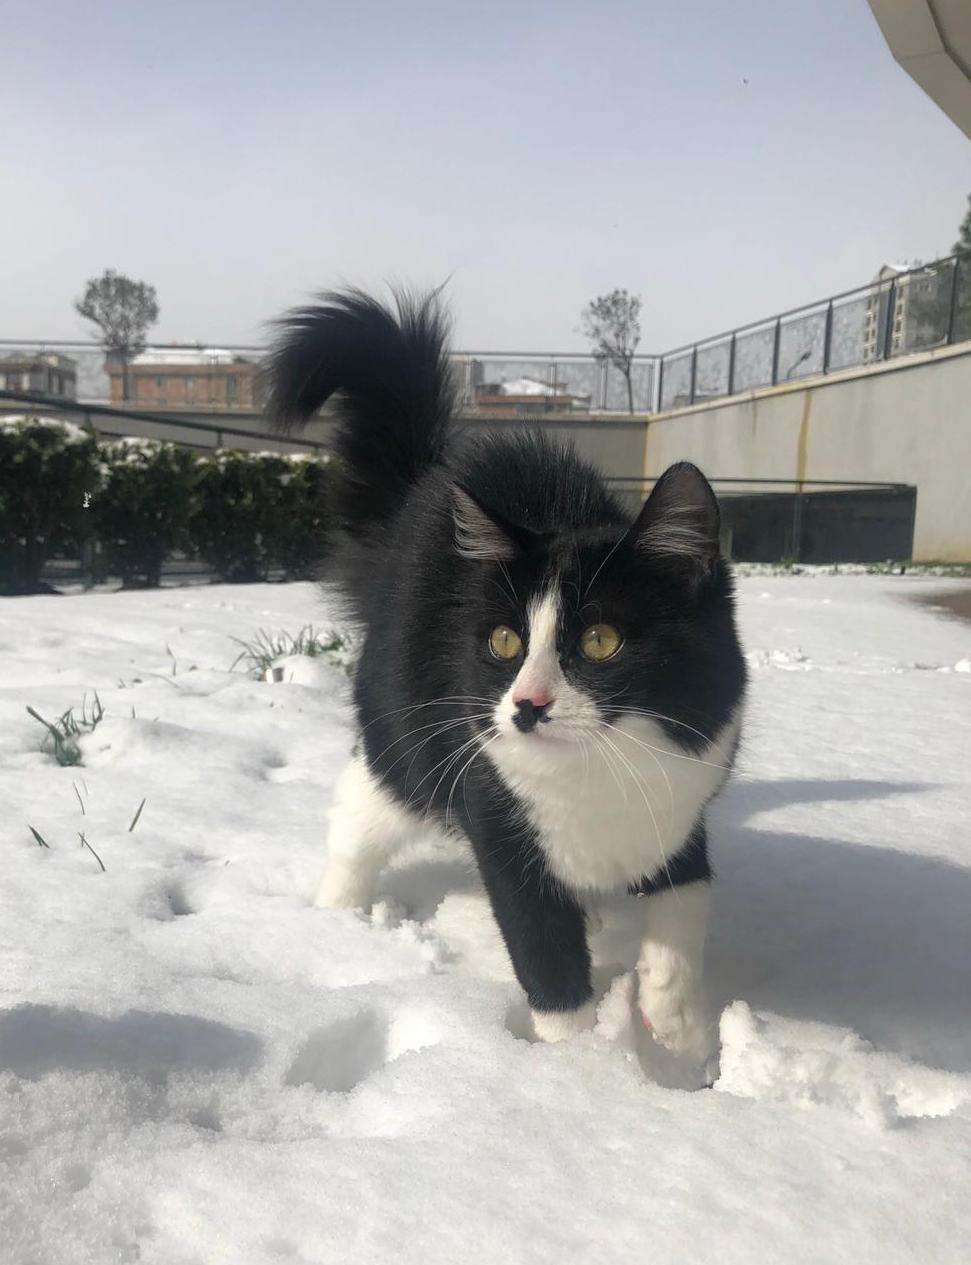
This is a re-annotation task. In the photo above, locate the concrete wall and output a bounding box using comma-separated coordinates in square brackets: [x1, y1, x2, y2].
[642, 343, 971, 562]
[460, 413, 649, 483]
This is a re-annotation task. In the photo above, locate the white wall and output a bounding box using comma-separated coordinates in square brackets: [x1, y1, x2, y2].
[643, 344, 971, 562]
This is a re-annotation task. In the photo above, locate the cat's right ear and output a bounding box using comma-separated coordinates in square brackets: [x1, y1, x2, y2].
[450, 485, 520, 562]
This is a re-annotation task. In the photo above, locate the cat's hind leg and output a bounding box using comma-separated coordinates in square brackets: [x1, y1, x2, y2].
[314, 754, 421, 911]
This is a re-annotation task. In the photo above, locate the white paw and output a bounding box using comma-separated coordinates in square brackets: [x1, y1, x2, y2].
[639, 979, 715, 1066]
[531, 1001, 598, 1043]
[313, 860, 375, 911]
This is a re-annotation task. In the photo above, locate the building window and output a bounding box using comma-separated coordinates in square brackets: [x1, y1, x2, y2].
[185, 376, 195, 393]
[156, 376, 164, 389]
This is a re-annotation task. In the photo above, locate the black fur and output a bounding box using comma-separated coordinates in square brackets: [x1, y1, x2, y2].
[269, 288, 746, 1016]
[267, 288, 454, 540]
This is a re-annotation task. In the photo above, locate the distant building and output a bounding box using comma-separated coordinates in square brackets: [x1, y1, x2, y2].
[0, 352, 77, 399]
[472, 374, 591, 415]
[862, 262, 957, 362]
[108, 347, 260, 411]
[863, 264, 912, 362]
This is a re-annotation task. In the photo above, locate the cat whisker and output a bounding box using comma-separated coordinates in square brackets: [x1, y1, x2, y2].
[600, 720, 676, 826]
[445, 728, 501, 831]
[610, 720, 760, 787]
[577, 730, 592, 784]
[603, 722, 735, 776]
[606, 702, 736, 764]
[496, 560, 523, 614]
[581, 525, 630, 599]
[401, 720, 492, 788]
[371, 712, 494, 770]
[399, 719, 499, 788]
[596, 729, 677, 896]
[417, 728, 499, 816]
[591, 730, 630, 807]
[359, 695, 496, 734]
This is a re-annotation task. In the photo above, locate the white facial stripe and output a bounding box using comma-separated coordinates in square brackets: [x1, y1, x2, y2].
[491, 584, 601, 738]
[513, 589, 562, 703]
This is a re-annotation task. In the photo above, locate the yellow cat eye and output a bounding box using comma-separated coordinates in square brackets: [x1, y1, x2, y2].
[579, 623, 622, 662]
[489, 625, 523, 660]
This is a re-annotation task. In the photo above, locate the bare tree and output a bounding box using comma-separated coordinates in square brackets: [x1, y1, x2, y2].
[580, 288, 642, 413]
[75, 270, 159, 401]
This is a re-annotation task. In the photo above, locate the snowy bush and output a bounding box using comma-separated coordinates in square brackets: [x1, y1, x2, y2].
[191, 450, 333, 583]
[0, 415, 99, 595]
[267, 454, 335, 581]
[92, 438, 199, 588]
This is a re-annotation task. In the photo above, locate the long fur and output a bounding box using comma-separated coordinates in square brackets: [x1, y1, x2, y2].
[266, 286, 747, 1045]
[266, 288, 454, 534]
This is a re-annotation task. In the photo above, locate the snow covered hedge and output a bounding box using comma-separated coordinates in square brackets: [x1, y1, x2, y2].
[190, 450, 334, 583]
[0, 416, 335, 592]
[0, 415, 99, 595]
[92, 438, 199, 589]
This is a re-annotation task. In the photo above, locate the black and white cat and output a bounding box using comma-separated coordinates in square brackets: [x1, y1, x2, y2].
[268, 290, 746, 1064]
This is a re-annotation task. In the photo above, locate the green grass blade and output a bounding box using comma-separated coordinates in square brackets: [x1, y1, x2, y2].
[78, 832, 106, 873]
[25, 705, 60, 742]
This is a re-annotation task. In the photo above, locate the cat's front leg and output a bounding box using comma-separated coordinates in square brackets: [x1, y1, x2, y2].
[466, 820, 595, 1042]
[636, 880, 715, 1065]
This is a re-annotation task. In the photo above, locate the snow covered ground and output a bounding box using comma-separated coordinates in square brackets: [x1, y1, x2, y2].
[1, 574, 969, 1264]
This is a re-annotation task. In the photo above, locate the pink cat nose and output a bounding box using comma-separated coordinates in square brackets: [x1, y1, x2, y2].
[513, 688, 553, 708]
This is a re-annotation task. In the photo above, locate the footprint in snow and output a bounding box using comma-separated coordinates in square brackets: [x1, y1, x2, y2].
[285, 1006, 442, 1094]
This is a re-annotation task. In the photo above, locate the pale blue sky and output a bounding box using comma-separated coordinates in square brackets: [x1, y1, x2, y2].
[2, 0, 969, 351]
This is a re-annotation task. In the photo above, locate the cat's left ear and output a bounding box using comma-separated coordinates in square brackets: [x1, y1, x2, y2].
[450, 484, 523, 562]
[631, 462, 720, 577]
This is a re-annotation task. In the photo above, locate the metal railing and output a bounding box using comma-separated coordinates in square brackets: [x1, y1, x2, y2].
[449, 350, 656, 415]
[655, 253, 969, 410]
[0, 339, 659, 416]
[2, 253, 968, 418]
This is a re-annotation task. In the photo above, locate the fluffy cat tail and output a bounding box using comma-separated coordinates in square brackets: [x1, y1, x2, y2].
[266, 288, 455, 534]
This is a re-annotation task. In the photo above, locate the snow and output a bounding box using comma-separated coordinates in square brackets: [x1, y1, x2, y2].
[0, 574, 969, 1264]
[498, 376, 566, 397]
[130, 348, 246, 366]
[0, 414, 90, 443]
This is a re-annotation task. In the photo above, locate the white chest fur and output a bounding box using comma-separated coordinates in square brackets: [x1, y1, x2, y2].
[487, 711, 741, 893]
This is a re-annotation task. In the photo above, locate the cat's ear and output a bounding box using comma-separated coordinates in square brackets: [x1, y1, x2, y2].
[631, 462, 720, 576]
[450, 485, 521, 562]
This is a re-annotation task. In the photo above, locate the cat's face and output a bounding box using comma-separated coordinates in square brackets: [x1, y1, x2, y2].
[450, 464, 745, 756]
